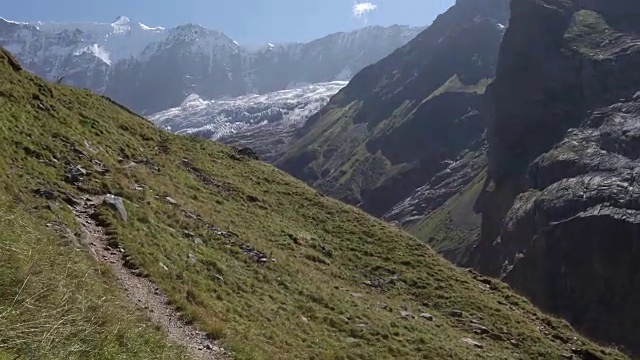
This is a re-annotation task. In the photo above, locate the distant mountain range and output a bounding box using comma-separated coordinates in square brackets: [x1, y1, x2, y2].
[0, 16, 423, 114]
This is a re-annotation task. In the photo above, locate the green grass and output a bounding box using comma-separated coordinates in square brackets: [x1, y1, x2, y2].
[0, 198, 188, 360]
[425, 75, 492, 102]
[0, 47, 631, 359]
[564, 10, 619, 58]
[410, 170, 486, 263]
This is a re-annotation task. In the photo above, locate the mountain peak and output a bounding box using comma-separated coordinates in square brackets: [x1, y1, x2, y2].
[112, 16, 131, 26]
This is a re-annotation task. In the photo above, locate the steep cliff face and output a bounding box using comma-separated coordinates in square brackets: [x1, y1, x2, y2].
[473, 0, 640, 354]
[277, 0, 509, 220]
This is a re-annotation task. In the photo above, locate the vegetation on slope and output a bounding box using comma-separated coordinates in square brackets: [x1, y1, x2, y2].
[410, 170, 485, 262]
[0, 47, 629, 359]
[0, 201, 187, 359]
[276, 4, 505, 219]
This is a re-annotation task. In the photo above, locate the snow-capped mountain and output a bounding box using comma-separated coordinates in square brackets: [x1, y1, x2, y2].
[149, 81, 348, 161]
[0, 16, 423, 114]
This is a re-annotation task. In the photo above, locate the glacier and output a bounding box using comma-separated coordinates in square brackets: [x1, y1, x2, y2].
[149, 81, 348, 140]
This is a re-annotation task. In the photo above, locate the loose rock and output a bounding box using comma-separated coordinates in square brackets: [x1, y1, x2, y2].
[399, 311, 416, 320]
[461, 337, 484, 349]
[419, 313, 435, 321]
[65, 165, 88, 184]
[103, 194, 128, 221]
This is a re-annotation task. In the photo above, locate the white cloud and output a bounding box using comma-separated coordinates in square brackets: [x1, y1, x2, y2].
[352, 2, 378, 19]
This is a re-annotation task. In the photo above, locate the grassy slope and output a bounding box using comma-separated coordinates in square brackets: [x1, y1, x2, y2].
[0, 48, 629, 359]
[410, 170, 486, 263]
[0, 198, 187, 359]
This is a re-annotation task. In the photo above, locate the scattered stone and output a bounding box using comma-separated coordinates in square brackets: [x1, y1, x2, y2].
[160, 262, 169, 271]
[470, 323, 490, 334]
[103, 194, 128, 221]
[351, 293, 365, 298]
[65, 165, 88, 184]
[213, 274, 224, 282]
[182, 230, 195, 238]
[182, 209, 203, 221]
[92, 160, 109, 174]
[188, 253, 197, 264]
[34, 188, 56, 200]
[461, 338, 484, 349]
[449, 310, 464, 318]
[47, 202, 59, 212]
[419, 313, 435, 321]
[301, 316, 309, 323]
[193, 237, 204, 245]
[238, 243, 270, 264]
[399, 311, 416, 320]
[232, 146, 259, 160]
[165, 197, 178, 205]
[213, 229, 232, 238]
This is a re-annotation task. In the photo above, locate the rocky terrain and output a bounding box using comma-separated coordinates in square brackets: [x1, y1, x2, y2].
[276, 0, 508, 228]
[0, 16, 421, 113]
[465, 0, 640, 355]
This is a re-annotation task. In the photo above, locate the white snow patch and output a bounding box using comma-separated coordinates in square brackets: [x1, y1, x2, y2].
[32, 18, 168, 61]
[0, 17, 28, 25]
[74, 44, 112, 65]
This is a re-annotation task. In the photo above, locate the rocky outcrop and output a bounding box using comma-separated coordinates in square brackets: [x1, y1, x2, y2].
[471, 0, 640, 354]
[277, 0, 508, 221]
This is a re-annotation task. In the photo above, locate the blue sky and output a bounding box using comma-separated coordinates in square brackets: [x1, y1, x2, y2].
[2, 0, 455, 43]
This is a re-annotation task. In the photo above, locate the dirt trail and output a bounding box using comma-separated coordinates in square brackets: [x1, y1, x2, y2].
[72, 195, 227, 360]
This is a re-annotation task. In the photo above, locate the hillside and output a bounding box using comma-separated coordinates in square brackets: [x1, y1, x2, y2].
[0, 47, 629, 359]
[0, 17, 421, 114]
[276, 0, 507, 231]
[466, 0, 640, 355]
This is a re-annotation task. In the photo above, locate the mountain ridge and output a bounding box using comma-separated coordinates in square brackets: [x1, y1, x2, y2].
[0, 17, 424, 113]
[275, 0, 508, 231]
